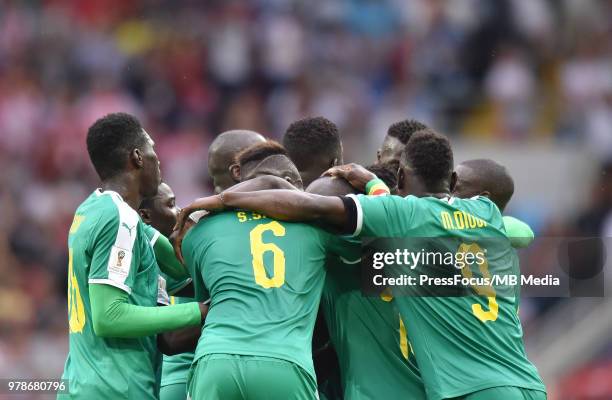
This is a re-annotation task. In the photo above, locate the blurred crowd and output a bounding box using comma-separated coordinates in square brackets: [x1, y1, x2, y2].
[1, 0, 612, 393]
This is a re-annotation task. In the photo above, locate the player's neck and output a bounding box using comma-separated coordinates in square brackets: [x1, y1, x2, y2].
[421, 191, 451, 199]
[403, 180, 450, 199]
[100, 174, 142, 210]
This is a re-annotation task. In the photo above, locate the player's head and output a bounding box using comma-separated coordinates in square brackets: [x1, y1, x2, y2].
[306, 176, 355, 196]
[208, 130, 266, 194]
[378, 119, 428, 166]
[398, 129, 454, 197]
[86, 112, 160, 198]
[365, 163, 399, 194]
[452, 159, 515, 212]
[236, 141, 303, 190]
[282, 116, 343, 187]
[306, 164, 398, 196]
[138, 182, 178, 237]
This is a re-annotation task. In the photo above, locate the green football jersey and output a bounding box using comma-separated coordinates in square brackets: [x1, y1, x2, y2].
[351, 194, 546, 400]
[59, 190, 161, 399]
[322, 255, 427, 400]
[182, 210, 352, 382]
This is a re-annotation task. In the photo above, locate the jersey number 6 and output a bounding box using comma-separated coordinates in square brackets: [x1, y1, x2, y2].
[250, 221, 286, 289]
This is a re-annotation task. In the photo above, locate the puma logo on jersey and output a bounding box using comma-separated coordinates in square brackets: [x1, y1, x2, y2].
[121, 222, 136, 236]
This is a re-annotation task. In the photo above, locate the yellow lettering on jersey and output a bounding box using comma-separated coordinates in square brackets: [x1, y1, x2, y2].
[440, 211, 487, 231]
[68, 248, 86, 333]
[399, 316, 410, 359]
[381, 291, 414, 359]
[457, 243, 498, 322]
[441, 212, 454, 229]
[454, 211, 465, 229]
[250, 221, 286, 288]
[238, 211, 267, 223]
[69, 215, 85, 234]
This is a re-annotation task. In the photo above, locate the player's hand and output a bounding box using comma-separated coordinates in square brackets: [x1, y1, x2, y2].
[323, 163, 377, 193]
[173, 195, 224, 263]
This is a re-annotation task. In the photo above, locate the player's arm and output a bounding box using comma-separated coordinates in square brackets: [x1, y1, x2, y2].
[503, 216, 535, 249]
[179, 175, 301, 244]
[155, 295, 203, 355]
[152, 232, 190, 280]
[172, 190, 352, 261]
[87, 209, 204, 338]
[154, 277, 201, 355]
[89, 284, 207, 338]
[178, 164, 379, 231]
[157, 324, 202, 356]
[219, 164, 390, 226]
[215, 181, 399, 238]
[179, 190, 350, 232]
[324, 163, 381, 194]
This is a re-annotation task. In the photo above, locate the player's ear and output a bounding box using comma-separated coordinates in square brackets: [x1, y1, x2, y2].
[397, 167, 406, 191]
[450, 171, 458, 192]
[130, 148, 144, 169]
[229, 163, 241, 183]
[138, 208, 152, 225]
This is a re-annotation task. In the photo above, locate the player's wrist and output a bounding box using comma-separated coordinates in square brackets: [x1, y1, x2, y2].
[217, 193, 229, 210]
[365, 178, 390, 196]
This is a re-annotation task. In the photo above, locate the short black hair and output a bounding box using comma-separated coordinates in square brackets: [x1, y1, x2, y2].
[235, 140, 288, 167]
[387, 119, 428, 144]
[86, 113, 146, 180]
[282, 117, 341, 167]
[404, 129, 453, 188]
[366, 163, 398, 190]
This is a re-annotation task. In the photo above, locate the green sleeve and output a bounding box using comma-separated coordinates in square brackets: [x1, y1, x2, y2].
[350, 194, 416, 238]
[152, 233, 190, 280]
[503, 216, 535, 249]
[89, 283, 201, 338]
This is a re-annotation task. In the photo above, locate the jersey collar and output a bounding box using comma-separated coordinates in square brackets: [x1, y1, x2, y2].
[95, 188, 124, 202]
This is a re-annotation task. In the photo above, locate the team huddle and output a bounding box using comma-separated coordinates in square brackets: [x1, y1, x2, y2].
[60, 113, 546, 400]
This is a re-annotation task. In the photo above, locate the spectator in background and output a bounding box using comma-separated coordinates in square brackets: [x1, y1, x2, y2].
[485, 45, 535, 138]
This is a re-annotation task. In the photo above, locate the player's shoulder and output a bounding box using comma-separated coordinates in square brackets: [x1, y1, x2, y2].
[355, 193, 413, 207]
[89, 189, 140, 229]
[452, 195, 505, 230]
[182, 211, 221, 245]
[453, 195, 501, 216]
[142, 224, 160, 245]
[403, 194, 445, 211]
[189, 210, 235, 234]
